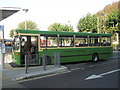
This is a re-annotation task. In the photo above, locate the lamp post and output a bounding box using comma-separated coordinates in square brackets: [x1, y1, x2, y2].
[22, 9, 28, 30]
[68, 21, 71, 32]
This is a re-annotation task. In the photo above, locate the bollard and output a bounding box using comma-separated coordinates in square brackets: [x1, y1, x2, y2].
[54, 53, 57, 67]
[25, 55, 27, 74]
[42, 54, 46, 70]
[28, 54, 30, 70]
[36, 54, 38, 63]
[39, 55, 41, 65]
[54, 52, 61, 68]
[57, 52, 61, 68]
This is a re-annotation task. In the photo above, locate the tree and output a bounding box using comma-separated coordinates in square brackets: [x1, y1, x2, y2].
[48, 23, 74, 32]
[10, 29, 16, 38]
[9, 20, 39, 38]
[62, 24, 74, 32]
[96, 1, 119, 33]
[104, 2, 118, 15]
[96, 1, 119, 49]
[48, 23, 61, 31]
[48, 23, 74, 44]
[77, 13, 97, 33]
[105, 10, 120, 33]
[18, 20, 38, 30]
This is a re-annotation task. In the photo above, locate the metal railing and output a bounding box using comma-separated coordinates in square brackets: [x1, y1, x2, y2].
[25, 52, 61, 74]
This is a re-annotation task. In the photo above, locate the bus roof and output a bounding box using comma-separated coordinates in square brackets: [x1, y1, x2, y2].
[16, 29, 112, 37]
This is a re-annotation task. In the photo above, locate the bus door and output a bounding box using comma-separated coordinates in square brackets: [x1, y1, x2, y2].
[20, 36, 38, 64]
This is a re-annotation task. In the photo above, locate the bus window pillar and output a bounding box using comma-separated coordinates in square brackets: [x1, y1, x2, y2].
[87, 36, 89, 47]
[110, 36, 112, 46]
[100, 36, 101, 46]
[74, 35, 75, 47]
[46, 36, 48, 47]
[57, 34, 59, 47]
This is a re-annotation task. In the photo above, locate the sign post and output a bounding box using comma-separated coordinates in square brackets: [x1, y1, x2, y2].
[0, 25, 5, 69]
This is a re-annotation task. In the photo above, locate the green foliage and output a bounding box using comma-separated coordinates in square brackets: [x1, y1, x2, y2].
[48, 23, 61, 31]
[18, 20, 38, 30]
[77, 13, 97, 33]
[96, 1, 119, 34]
[10, 29, 16, 38]
[77, 9, 118, 34]
[9, 20, 38, 38]
[105, 10, 120, 33]
[48, 23, 74, 44]
[48, 23, 74, 32]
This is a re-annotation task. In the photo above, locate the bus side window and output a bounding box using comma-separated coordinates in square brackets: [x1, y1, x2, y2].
[40, 36, 46, 47]
[102, 40, 107, 46]
[89, 37, 100, 46]
[75, 36, 88, 47]
[101, 36, 111, 46]
[59, 36, 74, 47]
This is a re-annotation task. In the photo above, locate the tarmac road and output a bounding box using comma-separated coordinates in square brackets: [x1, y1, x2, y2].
[19, 51, 120, 88]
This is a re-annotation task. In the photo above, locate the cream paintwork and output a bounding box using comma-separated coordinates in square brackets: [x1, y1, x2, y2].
[40, 46, 112, 50]
[14, 33, 41, 52]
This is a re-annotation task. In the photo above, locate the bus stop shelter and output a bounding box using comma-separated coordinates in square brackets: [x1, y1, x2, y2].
[0, 7, 21, 40]
[0, 7, 21, 21]
[0, 7, 22, 69]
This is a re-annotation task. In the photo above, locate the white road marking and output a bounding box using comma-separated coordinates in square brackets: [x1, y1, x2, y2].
[71, 67, 85, 71]
[81, 68, 85, 69]
[111, 56, 120, 59]
[71, 68, 80, 71]
[89, 65, 96, 67]
[100, 69, 120, 76]
[71, 59, 118, 71]
[85, 68, 120, 80]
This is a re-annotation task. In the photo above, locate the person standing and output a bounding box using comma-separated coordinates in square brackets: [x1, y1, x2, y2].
[23, 39, 31, 65]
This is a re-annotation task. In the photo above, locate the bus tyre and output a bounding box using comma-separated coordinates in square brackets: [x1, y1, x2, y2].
[46, 56, 52, 65]
[92, 54, 99, 62]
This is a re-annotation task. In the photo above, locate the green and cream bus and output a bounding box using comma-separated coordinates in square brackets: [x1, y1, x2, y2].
[12, 29, 113, 65]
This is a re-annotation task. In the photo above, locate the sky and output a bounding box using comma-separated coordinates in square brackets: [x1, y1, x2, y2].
[0, 0, 118, 39]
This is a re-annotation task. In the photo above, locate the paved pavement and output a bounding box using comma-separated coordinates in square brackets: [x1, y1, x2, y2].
[2, 63, 68, 88]
[1, 51, 68, 88]
[3, 64, 68, 81]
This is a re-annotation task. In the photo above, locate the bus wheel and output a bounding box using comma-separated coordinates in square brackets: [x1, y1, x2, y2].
[46, 56, 52, 65]
[92, 54, 99, 62]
